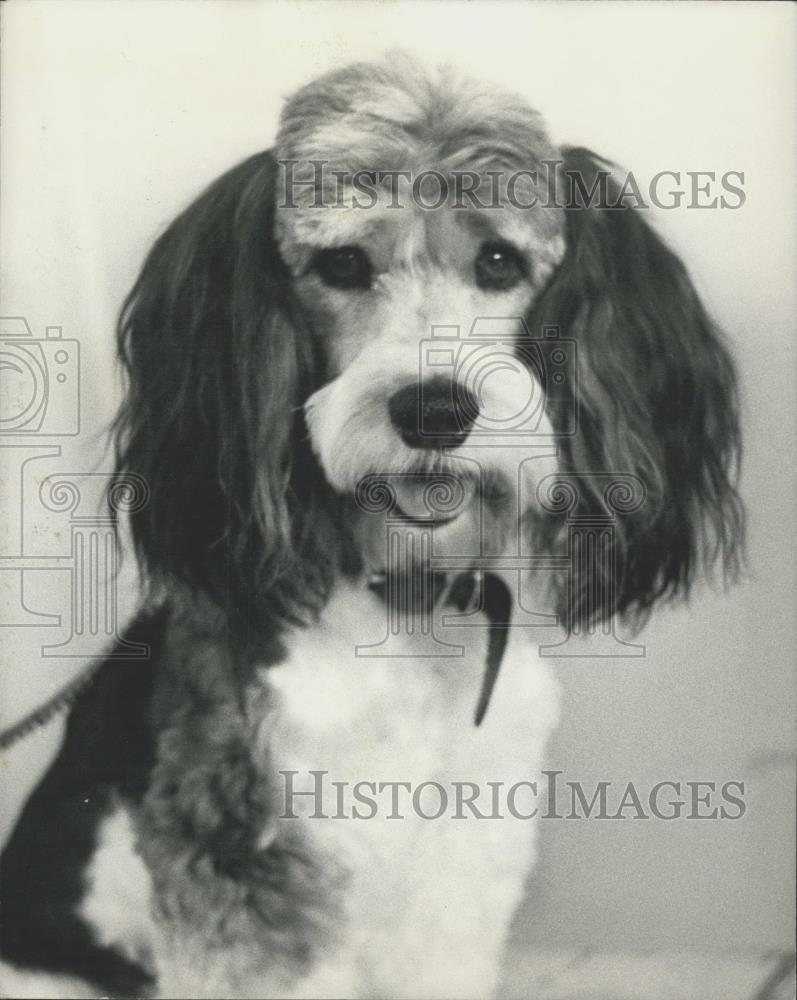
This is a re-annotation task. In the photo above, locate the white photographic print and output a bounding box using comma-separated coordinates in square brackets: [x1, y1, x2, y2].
[0, 3, 794, 999]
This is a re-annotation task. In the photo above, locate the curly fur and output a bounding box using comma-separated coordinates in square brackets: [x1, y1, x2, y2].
[136, 604, 348, 997]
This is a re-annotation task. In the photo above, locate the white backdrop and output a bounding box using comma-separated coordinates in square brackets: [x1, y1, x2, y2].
[1, 0, 794, 956]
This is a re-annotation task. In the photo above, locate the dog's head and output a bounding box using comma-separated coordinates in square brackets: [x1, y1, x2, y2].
[114, 54, 743, 634]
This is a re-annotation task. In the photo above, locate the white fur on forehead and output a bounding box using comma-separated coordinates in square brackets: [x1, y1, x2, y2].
[276, 51, 559, 175]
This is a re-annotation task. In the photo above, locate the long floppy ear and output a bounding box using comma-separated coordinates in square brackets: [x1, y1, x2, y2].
[113, 152, 346, 632]
[529, 146, 744, 630]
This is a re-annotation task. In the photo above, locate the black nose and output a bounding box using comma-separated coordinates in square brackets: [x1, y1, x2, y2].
[388, 377, 478, 449]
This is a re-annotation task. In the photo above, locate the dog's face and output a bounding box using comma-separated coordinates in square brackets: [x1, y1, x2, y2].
[113, 54, 743, 631]
[275, 59, 566, 548]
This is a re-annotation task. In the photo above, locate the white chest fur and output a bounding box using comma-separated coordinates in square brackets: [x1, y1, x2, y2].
[255, 581, 560, 999]
[69, 582, 559, 1000]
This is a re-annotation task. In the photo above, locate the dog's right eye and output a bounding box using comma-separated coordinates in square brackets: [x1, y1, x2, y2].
[474, 241, 526, 291]
[312, 246, 372, 290]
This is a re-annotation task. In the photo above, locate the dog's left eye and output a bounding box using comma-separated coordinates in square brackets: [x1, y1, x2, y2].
[312, 246, 372, 290]
[474, 242, 526, 291]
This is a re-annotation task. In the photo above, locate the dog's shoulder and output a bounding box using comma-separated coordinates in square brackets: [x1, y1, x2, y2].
[0, 605, 170, 997]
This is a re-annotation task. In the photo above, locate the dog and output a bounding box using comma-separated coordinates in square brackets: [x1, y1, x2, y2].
[0, 53, 743, 999]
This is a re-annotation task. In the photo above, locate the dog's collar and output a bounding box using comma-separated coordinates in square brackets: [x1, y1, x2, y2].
[366, 569, 511, 727]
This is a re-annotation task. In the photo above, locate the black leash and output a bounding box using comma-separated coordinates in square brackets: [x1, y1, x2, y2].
[0, 571, 514, 748]
[368, 569, 513, 726]
[0, 662, 100, 751]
